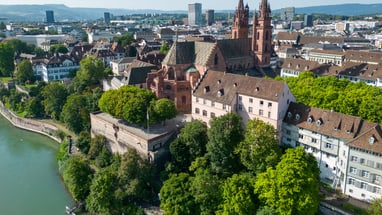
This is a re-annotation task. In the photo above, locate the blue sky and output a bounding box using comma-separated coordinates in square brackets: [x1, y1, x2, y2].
[0, 0, 380, 10]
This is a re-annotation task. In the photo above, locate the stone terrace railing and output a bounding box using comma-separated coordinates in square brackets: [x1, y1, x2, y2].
[0, 101, 61, 143]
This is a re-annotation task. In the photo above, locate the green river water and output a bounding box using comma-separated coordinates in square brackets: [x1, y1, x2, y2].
[0, 115, 73, 214]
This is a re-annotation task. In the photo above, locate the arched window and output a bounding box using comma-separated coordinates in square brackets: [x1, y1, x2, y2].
[168, 68, 174, 80]
[257, 32, 260, 40]
[266, 31, 269, 40]
[214, 54, 218, 65]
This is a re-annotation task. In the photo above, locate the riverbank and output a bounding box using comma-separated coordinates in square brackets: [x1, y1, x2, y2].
[0, 101, 62, 143]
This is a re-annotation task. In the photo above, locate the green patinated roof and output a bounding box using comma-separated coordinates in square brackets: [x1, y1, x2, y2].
[185, 66, 198, 73]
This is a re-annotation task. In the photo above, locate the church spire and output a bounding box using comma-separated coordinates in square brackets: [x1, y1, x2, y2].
[231, 0, 249, 39]
[238, 0, 244, 10]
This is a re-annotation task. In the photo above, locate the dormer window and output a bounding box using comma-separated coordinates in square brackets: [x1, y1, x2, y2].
[217, 89, 224, 97]
[369, 136, 375, 145]
[287, 112, 292, 119]
[204, 86, 210, 93]
[295, 114, 300, 121]
[307, 116, 313, 123]
[316, 119, 322, 126]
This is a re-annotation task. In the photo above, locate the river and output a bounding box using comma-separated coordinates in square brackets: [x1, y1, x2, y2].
[0, 115, 73, 214]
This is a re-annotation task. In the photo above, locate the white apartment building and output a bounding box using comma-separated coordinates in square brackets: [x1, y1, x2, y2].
[191, 70, 295, 132]
[282, 102, 382, 202]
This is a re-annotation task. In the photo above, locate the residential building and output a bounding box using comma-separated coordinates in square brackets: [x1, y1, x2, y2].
[110, 57, 136, 75]
[39, 55, 80, 82]
[307, 49, 345, 66]
[188, 3, 202, 26]
[192, 70, 295, 132]
[282, 102, 382, 202]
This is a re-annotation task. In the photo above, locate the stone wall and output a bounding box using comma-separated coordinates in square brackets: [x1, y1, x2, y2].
[0, 101, 61, 143]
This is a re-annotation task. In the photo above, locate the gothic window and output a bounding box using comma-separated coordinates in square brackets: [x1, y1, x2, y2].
[182, 96, 186, 104]
[257, 32, 260, 40]
[168, 68, 175, 80]
[266, 31, 269, 40]
[214, 54, 218, 65]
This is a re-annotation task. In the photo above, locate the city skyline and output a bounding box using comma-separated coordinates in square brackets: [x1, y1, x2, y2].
[0, 0, 381, 11]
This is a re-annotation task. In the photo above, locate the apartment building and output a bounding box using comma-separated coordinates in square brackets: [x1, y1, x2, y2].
[191, 70, 295, 132]
[282, 102, 382, 202]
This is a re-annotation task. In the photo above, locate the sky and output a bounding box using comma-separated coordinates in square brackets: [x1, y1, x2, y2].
[0, 0, 380, 10]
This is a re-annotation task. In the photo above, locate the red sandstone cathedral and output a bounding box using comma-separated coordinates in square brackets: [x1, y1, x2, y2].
[146, 0, 273, 113]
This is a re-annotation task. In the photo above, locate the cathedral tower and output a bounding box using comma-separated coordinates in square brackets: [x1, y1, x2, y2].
[252, 0, 273, 67]
[231, 0, 249, 39]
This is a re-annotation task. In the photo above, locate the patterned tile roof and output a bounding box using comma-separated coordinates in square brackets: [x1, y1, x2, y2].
[162, 41, 195, 65]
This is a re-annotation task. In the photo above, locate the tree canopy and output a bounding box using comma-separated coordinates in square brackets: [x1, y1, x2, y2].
[237, 119, 281, 175]
[0, 42, 15, 76]
[41, 82, 68, 120]
[76, 55, 105, 86]
[16, 59, 35, 84]
[284, 72, 382, 123]
[255, 147, 320, 215]
[206, 113, 244, 177]
[61, 94, 90, 133]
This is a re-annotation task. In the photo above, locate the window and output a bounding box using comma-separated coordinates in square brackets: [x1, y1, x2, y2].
[349, 178, 355, 185]
[311, 138, 317, 143]
[248, 107, 253, 113]
[361, 183, 368, 190]
[351, 156, 358, 162]
[195, 108, 200, 114]
[325, 143, 333, 149]
[249, 98, 253, 103]
[182, 96, 186, 104]
[268, 112, 271, 118]
[350, 167, 357, 174]
[362, 171, 370, 178]
[202, 110, 207, 116]
[375, 187, 381, 194]
[259, 109, 264, 116]
[196, 97, 199, 103]
[239, 96, 242, 101]
[223, 104, 227, 110]
[203, 99, 207, 105]
[238, 104, 243, 111]
[299, 134, 304, 139]
[211, 101, 215, 107]
[260, 100, 264, 105]
[210, 112, 215, 118]
[268, 102, 272, 107]
[286, 129, 291, 135]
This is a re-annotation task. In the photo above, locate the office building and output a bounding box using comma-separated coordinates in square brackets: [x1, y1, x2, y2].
[46, 10, 55, 23]
[304, 14, 313, 27]
[104, 12, 111, 24]
[206, 9, 215, 26]
[188, 3, 202, 26]
[280, 7, 295, 21]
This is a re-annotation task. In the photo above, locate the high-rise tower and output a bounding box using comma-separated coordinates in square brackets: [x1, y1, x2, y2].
[252, 0, 273, 67]
[231, 0, 249, 39]
[46, 10, 55, 23]
[188, 3, 202, 26]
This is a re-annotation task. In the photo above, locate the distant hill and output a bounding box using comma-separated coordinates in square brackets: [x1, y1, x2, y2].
[0, 4, 184, 22]
[273, 3, 382, 16]
[0, 3, 381, 22]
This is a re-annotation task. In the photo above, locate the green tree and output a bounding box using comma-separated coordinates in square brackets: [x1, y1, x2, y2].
[237, 119, 281, 175]
[217, 173, 258, 215]
[159, 44, 170, 54]
[25, 97, 44, 118]
[16, 59, 35, 84]
[49, 44, 68, 54]
[88, 134, 107, 160]
[76, 55, 105, 86]
[255, 147, 320, 215]
[0, 42, 15, 76]
[160, 173, 198, 215]
[117, 149, 155, 202]
[169, 120, 208, 173]
[114, 33, 135, 47]
[62, 156, 93, 202]
[152, 98, 177, 123]
[41, 82, 68, 120]
[368, 197, 382, 215]
[76, 131, 91, 154]
[206, 113, 244, 177]
[34, 47, 45, 58]
[86, 167, 117, 215]
[61, 94, 90, 133]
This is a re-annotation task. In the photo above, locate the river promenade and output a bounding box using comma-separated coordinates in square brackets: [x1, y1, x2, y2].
[0, 101, 62, 143]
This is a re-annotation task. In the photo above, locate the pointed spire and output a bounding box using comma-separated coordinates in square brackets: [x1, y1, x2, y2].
[238, 0, 244, 10]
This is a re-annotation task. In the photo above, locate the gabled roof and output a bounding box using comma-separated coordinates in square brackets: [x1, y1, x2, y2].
[274, 31, 301, 41]
[194, 41, 216, 66]
[124, 60, 157, 85]
[347, 125, 382, 154]
[284, 102, 376, 140]
[300, 36, 344, 45]
[345, 50, 382, 64]
[193, 70, 286, 104]
[162, 41, 195, 65]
